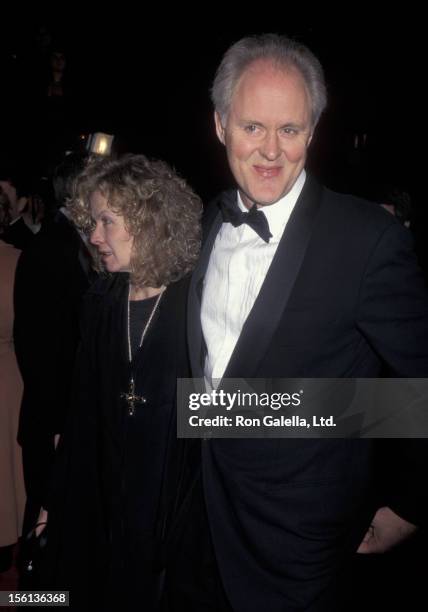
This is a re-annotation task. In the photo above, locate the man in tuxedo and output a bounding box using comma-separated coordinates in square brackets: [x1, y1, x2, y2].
[186, 34, 428, 611]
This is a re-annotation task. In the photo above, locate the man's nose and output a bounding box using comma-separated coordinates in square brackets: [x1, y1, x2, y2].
[260, 131, 281, 161]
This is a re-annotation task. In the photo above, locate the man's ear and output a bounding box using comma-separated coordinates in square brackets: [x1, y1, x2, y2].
[214, 111, 226, 145]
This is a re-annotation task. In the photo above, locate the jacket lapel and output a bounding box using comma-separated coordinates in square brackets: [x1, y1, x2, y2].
[188, 199, 224, 378]
[224, 175, 323, 378]
[188, 178, 323, 380]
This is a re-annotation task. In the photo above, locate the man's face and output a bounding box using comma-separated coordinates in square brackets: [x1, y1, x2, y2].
[215, 60, 313, 208]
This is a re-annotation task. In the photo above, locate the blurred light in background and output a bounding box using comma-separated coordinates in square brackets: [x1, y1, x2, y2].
[86, 133, 114, 155]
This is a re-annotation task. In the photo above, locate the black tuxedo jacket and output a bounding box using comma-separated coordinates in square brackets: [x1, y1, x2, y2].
[187, 175, 428, 611]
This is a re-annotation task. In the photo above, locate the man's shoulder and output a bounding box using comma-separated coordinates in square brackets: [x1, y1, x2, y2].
[20, 214, 78, 255]
[318, 184, 398, 235]
[38, 213, 80, 247]
[2, 216, 34, 249]
[205, 182, 398, 238]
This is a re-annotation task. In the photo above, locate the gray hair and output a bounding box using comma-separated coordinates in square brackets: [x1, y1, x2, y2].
[211, 33, 327, 128]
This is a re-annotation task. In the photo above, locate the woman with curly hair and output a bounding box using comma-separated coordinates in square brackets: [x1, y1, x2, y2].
[37, 154, 202, 611]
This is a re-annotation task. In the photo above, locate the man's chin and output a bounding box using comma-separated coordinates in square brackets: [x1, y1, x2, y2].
[256, 198, 282, 208]
[248, 195, 283, 208]
[240, 189, 284, 209]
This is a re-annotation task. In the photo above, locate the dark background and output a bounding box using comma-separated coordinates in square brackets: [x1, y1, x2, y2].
[1, 12, 424, 260]
[0, 14, 420, 190]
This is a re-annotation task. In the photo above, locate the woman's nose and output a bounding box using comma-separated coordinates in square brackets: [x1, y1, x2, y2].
[90, 224, 102, 245]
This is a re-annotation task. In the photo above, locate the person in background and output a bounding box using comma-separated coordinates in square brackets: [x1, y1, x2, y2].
[14, 152, 94, 548]
[0, 170, 35, 250]
[0, 192, 26, 574]
[46, 49, 67, 98]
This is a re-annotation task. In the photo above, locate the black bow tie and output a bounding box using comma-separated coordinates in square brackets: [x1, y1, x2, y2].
[218, 197, 273, 243]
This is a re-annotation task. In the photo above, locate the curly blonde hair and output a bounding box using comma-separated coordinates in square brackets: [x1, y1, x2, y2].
[68, 154, 202, 287]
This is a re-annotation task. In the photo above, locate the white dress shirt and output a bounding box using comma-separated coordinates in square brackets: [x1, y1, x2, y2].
[201, 171, 306, 390]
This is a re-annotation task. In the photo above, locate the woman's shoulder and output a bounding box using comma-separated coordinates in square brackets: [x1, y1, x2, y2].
[80, 273, 128, 329]
[85, 272, 128, 299]
[164, 274, 191, 306]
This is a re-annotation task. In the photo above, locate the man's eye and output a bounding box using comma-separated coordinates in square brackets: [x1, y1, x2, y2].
[282, 127, 297, 136]
[244, 124, 259, 134]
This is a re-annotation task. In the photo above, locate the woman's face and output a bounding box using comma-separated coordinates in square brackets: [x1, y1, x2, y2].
[89, 191, 134, 273]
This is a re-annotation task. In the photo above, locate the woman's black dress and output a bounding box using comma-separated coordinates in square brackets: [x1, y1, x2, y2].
[43, 273, 191, 611]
